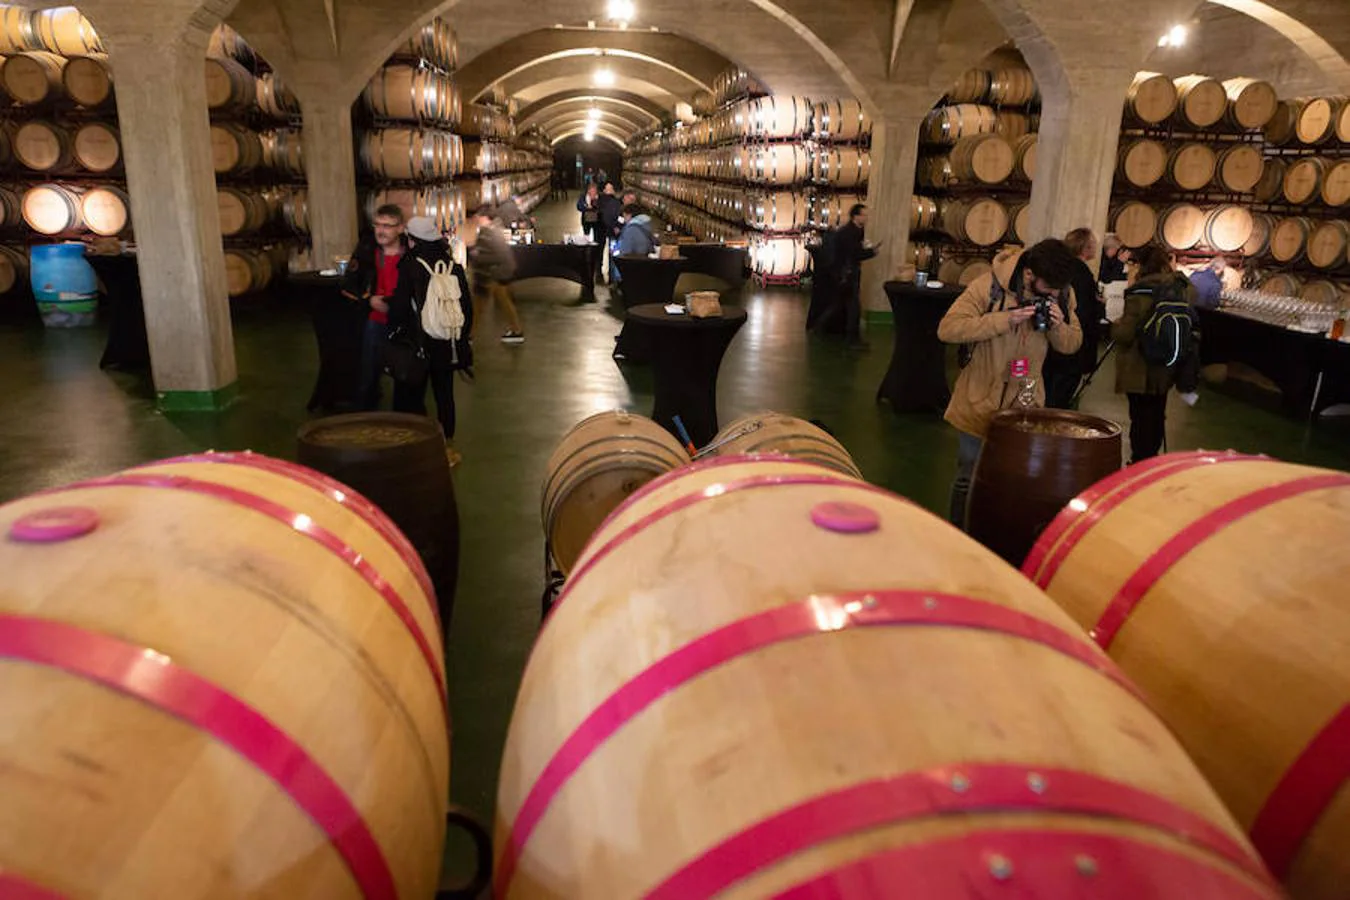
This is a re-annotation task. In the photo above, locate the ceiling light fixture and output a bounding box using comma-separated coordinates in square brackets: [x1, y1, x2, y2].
[1157, 24, 1188, 47]
[607, 0, 636, 23]
[588, 107, 602, 120]
[593, 68, 616, 87]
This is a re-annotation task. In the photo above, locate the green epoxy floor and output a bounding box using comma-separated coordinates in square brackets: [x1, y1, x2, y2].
[4, 196, 1350, 854]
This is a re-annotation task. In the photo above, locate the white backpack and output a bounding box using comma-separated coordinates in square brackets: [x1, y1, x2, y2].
[417, 257, 465, 341]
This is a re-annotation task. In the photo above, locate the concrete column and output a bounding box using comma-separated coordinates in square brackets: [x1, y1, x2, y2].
[1024, 70, 1134, 246]
[300, 98, 360, 267]
[862, 111, 926, 316]
[105, 28, 237, 410]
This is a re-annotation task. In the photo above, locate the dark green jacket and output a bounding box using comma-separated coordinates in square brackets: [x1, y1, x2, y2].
[1111, 273, 1196, 395]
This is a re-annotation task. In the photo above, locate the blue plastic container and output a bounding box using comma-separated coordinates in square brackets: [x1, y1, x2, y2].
[31, 242, 98, 328]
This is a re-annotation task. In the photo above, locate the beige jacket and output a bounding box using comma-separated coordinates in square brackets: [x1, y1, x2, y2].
[937, 248, 1083, 438]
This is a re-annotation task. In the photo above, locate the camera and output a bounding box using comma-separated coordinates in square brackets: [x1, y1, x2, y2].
[1032, 295, 1052, 332]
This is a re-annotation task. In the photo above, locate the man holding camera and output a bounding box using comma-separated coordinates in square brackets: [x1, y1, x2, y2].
[937, 239, 1083, 530]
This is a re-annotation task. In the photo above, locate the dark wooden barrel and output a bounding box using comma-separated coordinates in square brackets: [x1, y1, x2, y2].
[297, 412, 460, 627]
[967, 409, 1123, 566]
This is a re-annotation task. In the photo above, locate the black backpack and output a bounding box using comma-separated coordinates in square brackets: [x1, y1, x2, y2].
[1133, 276, 1194, 368]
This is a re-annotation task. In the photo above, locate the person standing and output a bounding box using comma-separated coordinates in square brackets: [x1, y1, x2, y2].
[468, 205, 524, 343]
[341, 203, 406, 410]
[937, 240, 1083, 529]
[1189, 255, 1226, 311]
[813, 204, 877, 349]
[1043, 227, 1105, 408]
[598, 183, 624, 283]
[1112, 246, 1198, 463]
[617, 204, 655, 256]
[387, 216, 473, 467]
[1099, 234, 1132, 284]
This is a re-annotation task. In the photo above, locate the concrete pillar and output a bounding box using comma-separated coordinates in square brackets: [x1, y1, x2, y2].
[1024, 70, 1134, 246]
[299, 97, 360, 267]
[862, 110, 926, 316]
[103, 27, 237, 410]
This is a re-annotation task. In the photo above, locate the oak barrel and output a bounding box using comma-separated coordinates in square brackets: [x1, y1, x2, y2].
[210, 123, 263, 175]
[1254, 157, 1286, 203]
[1243, 213, 1275, 258]
[81, 186, 130, 237]
[949, 134, 1015, 185]
[812, 98, 869, 141]
[910, 195, 940, 231]
[0, 6, 33, 54]
[747, 191, 809, 232]
[994, 110, 1031, 140]
[750, 143, 812, 186]
[30, 7, 103, 55]
[968, 409, 1123, 567]
[1166, 143, 1217, 192]
[262, 128, 305, 177]
[362, 129, 435, 181]
[297, 413, 462, 624]
[1264, 100, 1300, 146]
[1269, 217, 1314, 264]
[1127, 71, 1178, 124]
[1117, 139, 1167, 188]
[206, 23, 254, 65]
[945, 67, 991, 103]
[216, 188, 271, 236]
[748, 96, 813, 140]
[13, 120, 71, 172]
[1024, 453, 1350, 900]
[0, 244, 27, 294]
[1004, 202, 1031, 243]
[1013, 134, 1037, 181]
[72, 122, 119, 173]
[708, 412, 862, 478]
[256, 72, 300, 120]
[0, 452, 453, 900]
[496, 455, 1280, 900]
[1306, 221, 1350, 270]
[1, 51, 64, 105]
[1295, 97, 1344, 145]
[937, 257, 993, 286]
[61, 54, 112, 108]
[1174, 75, 1228, 129]
[222, 248, 274, 296]
[1223, 78, 1279, 130]
[1301, 280, 1341, 305]
[540, 410, 690, 576]
[1157, 203, 1206, 251]
[750, 236, 810, 275]
[203, 57, 256, 111]
[1321, 160, 1350, 207]
[811, 192, 865, 232]
[1203, 206, 1255, 254]
[363, 65, 444, 123]
[941, 196, 1008, 247]
[924, 103, 997, 146]
[281, 188, 309, 234]
[1216, 144, 1265, 193]
[813, 147, 869, 188]
[0, 187, 22, 228]
[1283, 157, 1326, 205]
[1258, 273, 1302, 297]
[1112, 201, 1158, 249]
[22, 183, 82, 234]
[988, 64, 1037, 106]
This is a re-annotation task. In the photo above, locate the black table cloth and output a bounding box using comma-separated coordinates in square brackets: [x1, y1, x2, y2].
[614, 255, 686, 307]
[676, 244, 747, 289]
[298, 270, 365, 414]
[511, 243, 597, 301]
[90, 254, 150, 371]
[623, 302, 748, 446]
[806, 245, 840, 333]
[1197, 308, 1350, 417]
[878, 281, 963, 414]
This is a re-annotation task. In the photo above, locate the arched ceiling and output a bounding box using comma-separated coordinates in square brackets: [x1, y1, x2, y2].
[520, 97, 662, 133]
[517, 89, 671, 125]
[552, 126, 629, 147]
[511, 75, 683, 113]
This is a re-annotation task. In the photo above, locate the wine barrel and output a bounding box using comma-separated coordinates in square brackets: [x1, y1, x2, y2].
[1258, 273, 1302, 297]
[61, 54, 112, 108]
[364, 65, 443, 123]
[256, 72, 299, 120]
[1269, 216, 1314, 264]
[216, 188, 270, 236]
[1242, 213, 1275, 258]
[1295, 97, 1345, 145]
[1166, 143, 1217, 192]
[540, 410, 689, 576]
[1223, 78, 1279, 130]
[21, 184, 81, 235]
[0, 452, 454, 900]
[1306, 220, 1350, 270]
[1013, 134, 1037, 181]
[921, 159, 951, 192]
[750, 236, 809, 275]
[812, 98, 869, 141]
[206, 23, 254, 65]
[937, 257, 993, 287]
[203, 57, 256, 112]
[210, 123, 264, 175]
[968, 409, 1123, 567]
[1203, 206, 1254, 254]
[1024, 453, 1350, 899]
[948, 134, 1015, 185]
[995, 110, 1031, 140]
[29, 7, 102, 55]
[814, 146, 869, 188]
[1254, 157, 1286, 203]
[222, 248, 274, 296]
[1283, 157, 1326, 205]
[750, 143, 811, 186]
[0, 186, 22, 228]
[747, 191, 809, 232]
[1174, 75, 1228, 129]
[1215, 144, 1265, 193]
[2, 51, 64, 105]
[910, 195, 939, 231]
[497, 455, 1279, 900]
[1117, 139, 1167, 188]
[1004, 202, 1031, 244]
[262, 128, 305, 177]
[1322, 160, 1350, 207]
[909, 242, 935, 271]
[923, 103, 997, 146]
[946, 67, 991, 103]
[1157, 203, 1206, 251]
[988, 65, 1037, 106]
[748, 96, 813, 140]
[281, 188, 309, 234]
[0, 244, 28, 294]
[0, 6, 33, 54]
[1301, 280, 1341, 305]
[1263, 100, 1300, 146]
[81, 186, 130, 237]
[1127, 71, 1178, 124]
[362, 129, 435, 181]
[709, 413, 863, 479]
[297, 413, 462, 623]
[1113, 202, 1158, 249]
[13, 120, 71, 172]
[941, 196, 1008, 247]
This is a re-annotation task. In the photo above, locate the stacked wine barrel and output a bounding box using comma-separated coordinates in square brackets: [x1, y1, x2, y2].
[912, 48, 1041, 285]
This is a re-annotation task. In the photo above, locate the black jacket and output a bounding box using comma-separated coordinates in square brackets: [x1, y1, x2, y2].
[388, 237, 474, 370]
[834, 222, 876, 285]
[340, 233, 410, 300]
[1045, 259, 1104, 377]
[598, 193, 623, 237]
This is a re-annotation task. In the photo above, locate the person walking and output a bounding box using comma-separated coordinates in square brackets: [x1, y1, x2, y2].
[468, 205, 524, 343]
[1112, 245, 1198, 463]
[937, 240, 1083, 530]
[812, 203, 877, 349]
[387, 216, 474, 466]
[1043, 227, 1105, 408]
[598, 183, 623, 283]
[340, 203, 407, 410]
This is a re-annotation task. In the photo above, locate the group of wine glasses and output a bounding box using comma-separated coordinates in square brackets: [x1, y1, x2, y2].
[1220, 289, 1342, 334]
